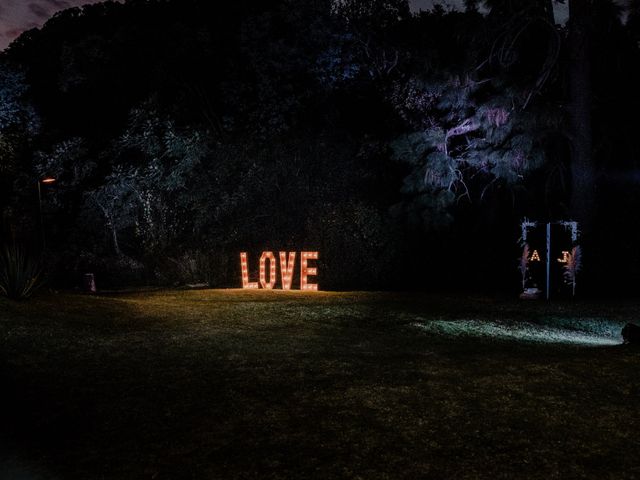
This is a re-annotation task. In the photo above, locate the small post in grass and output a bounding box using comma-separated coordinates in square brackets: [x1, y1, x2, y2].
[83, 273, 97, 294]
[546, 222, 551, 301]
[37, 176, 56, 251]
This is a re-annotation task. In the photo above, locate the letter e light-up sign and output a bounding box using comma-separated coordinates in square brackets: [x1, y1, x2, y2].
[300, 251, 318, 291]
[240, 251, 318, 291]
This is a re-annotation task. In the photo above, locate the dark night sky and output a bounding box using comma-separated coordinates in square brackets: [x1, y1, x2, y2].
[0, 0, 461, 50]
[0, 0, 111, 50]
[0, 0, 628, 51]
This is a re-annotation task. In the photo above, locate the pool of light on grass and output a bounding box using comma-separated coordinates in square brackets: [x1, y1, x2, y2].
[414, 318, 624, 346]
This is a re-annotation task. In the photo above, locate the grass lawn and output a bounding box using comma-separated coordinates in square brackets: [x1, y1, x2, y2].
[1, 289, 639, 479]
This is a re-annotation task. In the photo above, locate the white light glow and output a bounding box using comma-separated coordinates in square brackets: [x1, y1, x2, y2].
[414, 319, 623, 346]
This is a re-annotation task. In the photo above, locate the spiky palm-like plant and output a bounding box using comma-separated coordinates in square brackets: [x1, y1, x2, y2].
[563, 245, 582, 297]
[0, 243, 43, 300]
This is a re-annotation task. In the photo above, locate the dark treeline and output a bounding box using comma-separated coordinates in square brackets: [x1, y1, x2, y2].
[1, 0, 639, 294]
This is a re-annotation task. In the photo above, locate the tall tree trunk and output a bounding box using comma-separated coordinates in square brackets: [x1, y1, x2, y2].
[106, 218, 121, 256]
[568, 0, 595, 233]
[544, 0, 555, 24]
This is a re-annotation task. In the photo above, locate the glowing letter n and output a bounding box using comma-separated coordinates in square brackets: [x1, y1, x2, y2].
[240, 253, 258, 289]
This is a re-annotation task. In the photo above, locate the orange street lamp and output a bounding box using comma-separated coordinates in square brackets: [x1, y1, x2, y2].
[37, 177, 56, 251]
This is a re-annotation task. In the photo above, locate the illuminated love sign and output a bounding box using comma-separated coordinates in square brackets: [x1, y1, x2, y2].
[240, 252, 319, 291]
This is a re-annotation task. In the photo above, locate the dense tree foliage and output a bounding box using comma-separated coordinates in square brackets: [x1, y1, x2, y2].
[0, 0, 638, 292]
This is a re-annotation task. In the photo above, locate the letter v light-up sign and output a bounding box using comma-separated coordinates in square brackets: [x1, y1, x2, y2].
[279, 252, 296, 290]
[240, 251, 318, 290]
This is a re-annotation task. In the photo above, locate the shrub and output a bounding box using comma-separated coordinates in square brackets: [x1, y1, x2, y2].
[73, 252, 146, 289]
[308, 201, 404, 289]
[164, 250, 216, 286]
[0, 243, 43, 300]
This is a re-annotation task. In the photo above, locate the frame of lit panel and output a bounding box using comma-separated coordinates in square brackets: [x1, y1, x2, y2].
[519, 219, 579, 300]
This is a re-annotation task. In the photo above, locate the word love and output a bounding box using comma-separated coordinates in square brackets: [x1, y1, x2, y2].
[240, 251, 319, 291]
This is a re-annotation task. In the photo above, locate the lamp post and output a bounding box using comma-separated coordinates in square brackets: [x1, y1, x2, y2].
[37, 177, 56, 251]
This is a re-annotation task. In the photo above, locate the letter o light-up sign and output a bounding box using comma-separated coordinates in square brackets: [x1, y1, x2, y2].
[241, 251, 318, 291]
[259, 251, 277, 289]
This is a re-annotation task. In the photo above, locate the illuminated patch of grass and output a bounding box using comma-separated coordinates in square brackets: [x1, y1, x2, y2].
[0, 290, 639, 479]
[415, 319, 624, 345]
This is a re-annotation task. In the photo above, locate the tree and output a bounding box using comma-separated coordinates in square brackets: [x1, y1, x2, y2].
[464, 0, 480, 13]
[331, 0, 410, 80]
[567, 0, 594, 232]
[628, 0, 640, 43]
[0, 63, 40, 231]
[391, 74, 556, 229]
[388, 6, 563, 230]
[483, 0, 556, 23]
